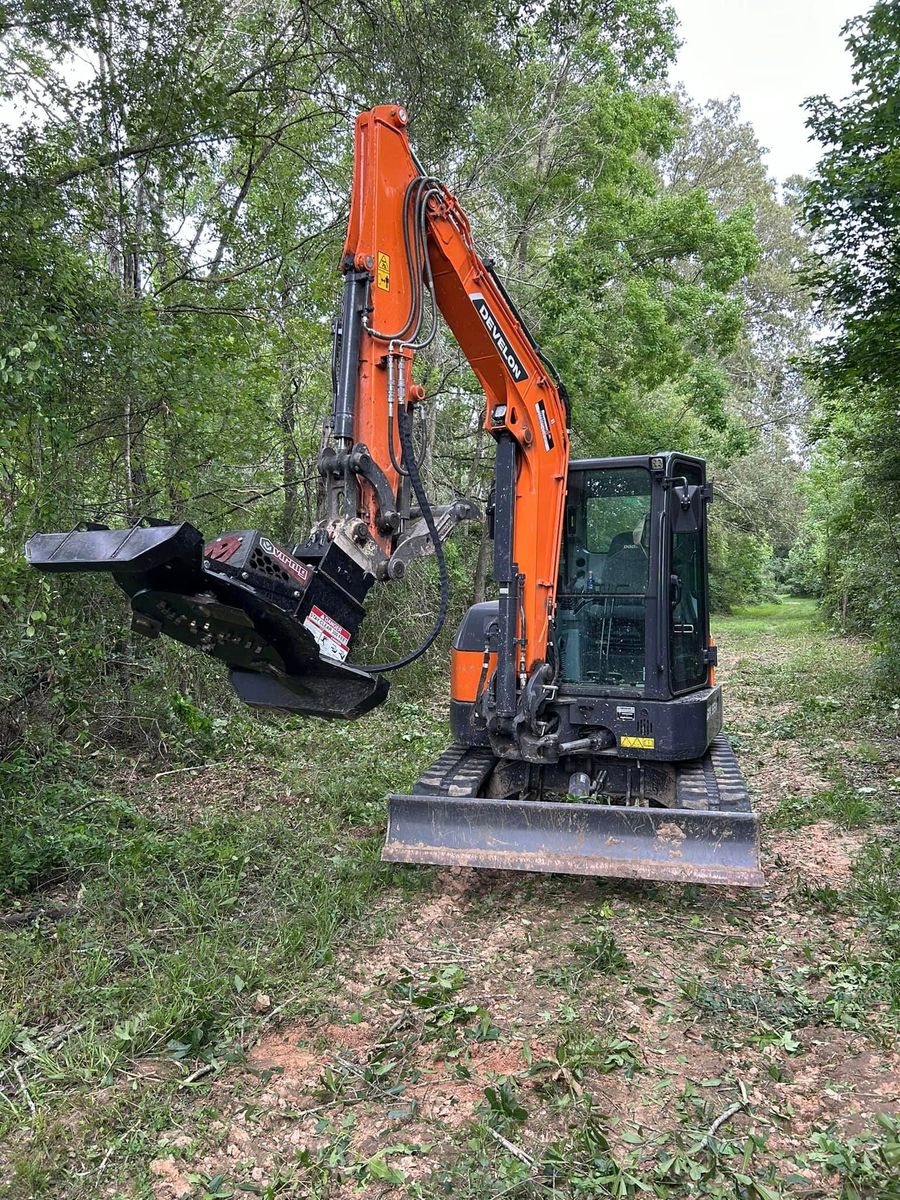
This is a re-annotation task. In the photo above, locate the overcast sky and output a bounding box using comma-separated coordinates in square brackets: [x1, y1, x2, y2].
[671, 0, 871, 182]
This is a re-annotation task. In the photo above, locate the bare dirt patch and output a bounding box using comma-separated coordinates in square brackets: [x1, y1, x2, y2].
[148, 1156, 193, 1200]
[769, 820, 869, 886]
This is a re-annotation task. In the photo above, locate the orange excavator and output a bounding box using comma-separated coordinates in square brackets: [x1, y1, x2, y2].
[27, 106, 763, 887]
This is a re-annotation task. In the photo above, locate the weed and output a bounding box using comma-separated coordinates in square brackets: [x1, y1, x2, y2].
[806, 1115, 900, 1199]
[679, 975, 813, 1032]
[527, 1027, 640, 1094]
[392, 965, 488, 1040]
[792, 879, 843, 912]
[534, 926, 628, 995]
[772, 781, 875, 830]
[569, 929, 629, 973]
[482, 1080, 528, 1125]
[852, 740, 886, 765]
[541, 1116, 649, 1194]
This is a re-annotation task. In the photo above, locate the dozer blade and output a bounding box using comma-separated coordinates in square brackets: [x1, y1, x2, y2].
[383, 795, 763, 887]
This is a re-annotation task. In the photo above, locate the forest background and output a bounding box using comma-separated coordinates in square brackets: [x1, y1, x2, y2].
[1, 0, 898, 787]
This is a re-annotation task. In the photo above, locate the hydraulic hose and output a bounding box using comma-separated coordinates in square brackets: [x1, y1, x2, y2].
[345, 174, 451, 673]
[349, 402, 449, 673]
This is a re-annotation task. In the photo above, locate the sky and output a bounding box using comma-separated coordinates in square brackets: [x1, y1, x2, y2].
[671, 0, 871, 182]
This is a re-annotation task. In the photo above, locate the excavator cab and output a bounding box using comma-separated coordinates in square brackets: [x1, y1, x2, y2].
[556, 454, 713, 706]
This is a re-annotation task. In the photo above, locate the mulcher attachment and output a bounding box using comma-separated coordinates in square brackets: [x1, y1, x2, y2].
[25, 522, 388, 719]
[383, 735, 763, 887]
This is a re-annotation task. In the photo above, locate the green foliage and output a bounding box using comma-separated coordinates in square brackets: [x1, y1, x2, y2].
[708, 524, 778, 613]
[569, 929, 629, 973]
[773, 781, 878, 833]
[0, 749, 125, 894]
[0, 691, 446, 1166]
[782, 524, 825, 597]
[804, 2, 900, 391]
[807, 1116, 900, 1200]
[482, 1081, 529, 1125]
[801, 2, 900, 690]
[792, 434, 900, 687]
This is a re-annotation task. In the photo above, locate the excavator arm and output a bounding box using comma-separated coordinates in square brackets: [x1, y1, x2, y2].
[26, 105, 570, 738]
[325, 105, 570, 724]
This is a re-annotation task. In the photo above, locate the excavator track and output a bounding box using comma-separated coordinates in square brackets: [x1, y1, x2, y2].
[414, 734, 750, 813]
[383, 734, 762, 886]
[414, 744, 497, 798]
[675, 734, 752, 813]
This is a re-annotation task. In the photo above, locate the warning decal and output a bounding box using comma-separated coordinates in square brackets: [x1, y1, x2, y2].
[535, 399, 554, 451]
[620, 735, 655, 750]
[377, 251, 390, 291]
[303, 605, 351, 663]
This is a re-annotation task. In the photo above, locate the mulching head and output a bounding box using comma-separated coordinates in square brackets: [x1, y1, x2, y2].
[25, 522, 387, 719]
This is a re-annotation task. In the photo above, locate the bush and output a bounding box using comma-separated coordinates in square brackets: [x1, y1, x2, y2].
[708, 525, 778, 612]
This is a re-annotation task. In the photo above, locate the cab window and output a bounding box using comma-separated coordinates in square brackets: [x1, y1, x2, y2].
[557, 467, 651, 689]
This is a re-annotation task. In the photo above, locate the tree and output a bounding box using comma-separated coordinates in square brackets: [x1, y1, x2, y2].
[801, 1, 900, 687]
[658, 95, 818, 602]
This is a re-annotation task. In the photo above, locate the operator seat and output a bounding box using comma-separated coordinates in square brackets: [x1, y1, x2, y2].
[607, 531, 633, 558]
[601, 538, 647, 595]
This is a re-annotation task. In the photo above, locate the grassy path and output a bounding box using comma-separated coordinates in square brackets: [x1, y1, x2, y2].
[1, 599, 898, 1197]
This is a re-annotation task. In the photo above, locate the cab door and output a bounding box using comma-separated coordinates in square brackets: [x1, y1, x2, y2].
[668, 461, 710, 694]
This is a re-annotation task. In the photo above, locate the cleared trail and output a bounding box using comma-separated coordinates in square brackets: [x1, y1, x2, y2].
[155, 600, 900, 1198]
[2, 600, 897, 1198]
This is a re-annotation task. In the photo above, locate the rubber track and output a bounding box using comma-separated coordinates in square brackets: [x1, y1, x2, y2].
[675, 733, 751, 814]
[414, 733, 751, 815]
[414, 743, 496, 798]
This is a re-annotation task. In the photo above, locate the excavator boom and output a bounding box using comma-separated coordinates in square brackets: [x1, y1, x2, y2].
[333, 105, 570, 702]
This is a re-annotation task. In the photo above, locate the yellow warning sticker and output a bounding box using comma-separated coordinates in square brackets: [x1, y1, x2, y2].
[620, 735, 655, 750]
[377, 251, 390, 291]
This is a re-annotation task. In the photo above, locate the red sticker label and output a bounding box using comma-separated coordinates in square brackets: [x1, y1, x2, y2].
[204, 535, 242, 563]
[303, 605, 351, 662]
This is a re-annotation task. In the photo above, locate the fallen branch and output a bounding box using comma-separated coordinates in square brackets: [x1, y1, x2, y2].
[0, 905, 77, 929]
[65, 797, 107, 819]
[12, 1064, 35, 1116]
[698, 1101, 745, 1151]
[179, 1062, 216, 1088]
[152, 763, 223, 781]
[486, 1125, 535, 1166]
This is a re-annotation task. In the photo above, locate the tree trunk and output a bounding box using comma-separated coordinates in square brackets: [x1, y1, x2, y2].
[473, 520, 491, 604]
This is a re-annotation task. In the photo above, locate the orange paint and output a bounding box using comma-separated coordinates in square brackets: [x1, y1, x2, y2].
[343, 106, 570, 674]
[451, 648, 498, 704]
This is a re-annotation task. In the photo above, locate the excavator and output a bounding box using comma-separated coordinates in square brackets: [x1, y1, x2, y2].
[26, 105, 763, 887]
